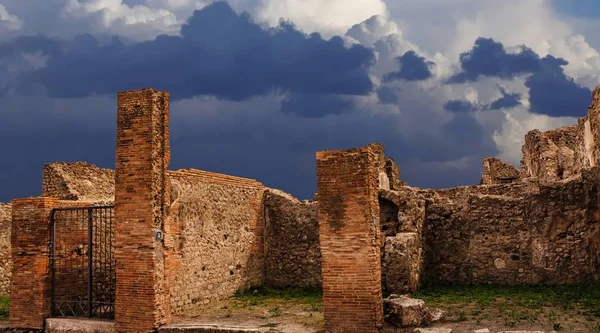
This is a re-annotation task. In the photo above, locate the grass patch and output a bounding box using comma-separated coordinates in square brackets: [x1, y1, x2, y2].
[232, 286, 322, 310]
[414, 284, 600, 329]
[0, 296, 8, 320]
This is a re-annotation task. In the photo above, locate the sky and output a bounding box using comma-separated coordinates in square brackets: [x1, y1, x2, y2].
[0, 0, 599, 202]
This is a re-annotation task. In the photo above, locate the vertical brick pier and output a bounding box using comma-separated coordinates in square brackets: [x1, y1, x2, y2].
[115, 88, 171, 332]
[316, 143, 384, 333]
[9, 198, 89, 329]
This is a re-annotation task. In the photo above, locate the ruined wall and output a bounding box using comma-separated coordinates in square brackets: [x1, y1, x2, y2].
[263, 189, 321, 288]
[417, 168, 600, 285]
[520, 87, 600, 182]
[166, 169, 265, 315]
[0, 203, 11, 295]
[42, 162, 115, 204]
[480, 157, 520, 185]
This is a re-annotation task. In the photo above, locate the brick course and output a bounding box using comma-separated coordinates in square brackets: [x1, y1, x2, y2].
[316, 143, 384, 333]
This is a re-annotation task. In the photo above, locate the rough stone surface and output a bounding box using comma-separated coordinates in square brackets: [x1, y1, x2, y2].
[418, 166, 600, 284]
[166, 169, 265, 314]
[0, 203, 11, 295]
[385, 157, 402, 190]
[42, 162, 114, 204]
[263, 189, 321, 288]
[382, 233, 422, 295]
[45, 318, 114, 333]
[413, 329, 452, 333]
[383, 295, 444, 328]
[316, 143, 384, 333]
[480, 157, 520, 185]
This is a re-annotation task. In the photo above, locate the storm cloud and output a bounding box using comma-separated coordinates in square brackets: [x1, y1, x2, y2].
[1, 1, 375, 101]
[449, 37, 590, 117]
[383, 50, 435, 82]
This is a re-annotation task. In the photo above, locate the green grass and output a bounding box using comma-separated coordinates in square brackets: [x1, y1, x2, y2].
[0, 296, 8, 320]
[414, 284, 600, 329]
[232, 286, 322, 310]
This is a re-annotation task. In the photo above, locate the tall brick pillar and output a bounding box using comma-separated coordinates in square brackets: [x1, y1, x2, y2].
[115, 88, 171, 332]
[316, 143, 384, 333]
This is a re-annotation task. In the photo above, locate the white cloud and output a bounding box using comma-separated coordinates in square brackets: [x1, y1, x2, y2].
[0, 4, 22, 31]
[253, 0, 388, 37]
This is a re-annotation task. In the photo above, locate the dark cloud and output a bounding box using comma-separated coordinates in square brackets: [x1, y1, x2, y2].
[1, 1, 375, 101]
[448, 37, 590, 117]
[525, 56, 591, 117]
[376, 85, 401, 104]
[488, 88, 521, 110]
[383, 50, 435, 82]
[443, 88, 522, 113]
[448, 37, 540, 83]
[280, 93, 353, 118]
[443, 99, 478, 113]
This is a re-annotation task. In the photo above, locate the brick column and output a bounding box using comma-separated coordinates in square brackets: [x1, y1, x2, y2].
[9, 197, 57, 329]
[316, 143, 384, 333]
[115, 88, 171, 332]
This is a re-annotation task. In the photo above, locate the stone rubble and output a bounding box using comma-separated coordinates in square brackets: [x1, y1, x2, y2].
[384, 294, 444, 328]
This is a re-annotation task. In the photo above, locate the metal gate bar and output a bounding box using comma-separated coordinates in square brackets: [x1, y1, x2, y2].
[50, 206, 115, 320]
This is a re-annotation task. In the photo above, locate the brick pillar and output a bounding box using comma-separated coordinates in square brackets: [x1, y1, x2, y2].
[115, 88, 171, 332]
[316, 143, 384, 333]
[9, 197, 58, 329]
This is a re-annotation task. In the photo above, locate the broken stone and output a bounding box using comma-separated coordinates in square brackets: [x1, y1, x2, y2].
[384, 294, 444, 328]
[473, 329, 490, 333]
[413, 328, 452, 333]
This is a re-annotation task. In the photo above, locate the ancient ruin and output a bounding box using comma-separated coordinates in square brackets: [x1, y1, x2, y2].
[0, 87, 599, 332]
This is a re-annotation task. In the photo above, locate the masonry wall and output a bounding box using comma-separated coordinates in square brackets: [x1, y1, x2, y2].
[264, 188, 321, 288]
[43, 162, 115, 204]
[166, 169, 265, 315]
[0, 203, 11, 296]
[413, 169, 600, 285]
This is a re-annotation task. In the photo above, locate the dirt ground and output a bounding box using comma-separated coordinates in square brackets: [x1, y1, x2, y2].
[170, 286, 600, 333]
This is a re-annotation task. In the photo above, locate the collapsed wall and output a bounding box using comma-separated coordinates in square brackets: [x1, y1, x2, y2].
[0, 203, 11, 295]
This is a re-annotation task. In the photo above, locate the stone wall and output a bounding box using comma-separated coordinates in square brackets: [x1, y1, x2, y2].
[0, 203, 11, 296]
[263, 188, 321, 288]
[166, 169, 265, 315]
[42, 162, 115, 204]
[416, 168, 600, 285]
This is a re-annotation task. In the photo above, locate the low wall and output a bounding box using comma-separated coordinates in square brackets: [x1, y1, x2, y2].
[0, 203, 11, 295]
[263, 189, 321, 288]
[166, 169, 265, 315]
[418, 167, 600, 285]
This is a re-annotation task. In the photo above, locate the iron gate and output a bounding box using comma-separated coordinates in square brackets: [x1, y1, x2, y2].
[50, 206, 116, 319]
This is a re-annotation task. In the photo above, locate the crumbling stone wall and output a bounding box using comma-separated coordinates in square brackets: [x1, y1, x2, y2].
[42, 162, 115, 204]
[520, 87, 600, 182]
[263, 188, 321, 288]
[416, 167, 600, 285]
[480, 157, 520, 185]
[0, 203, 11, 295]
[166, 169, 265, 315]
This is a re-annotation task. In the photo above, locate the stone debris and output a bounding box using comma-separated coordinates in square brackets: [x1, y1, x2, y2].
[384, 294, 444, 328]
[473, 329, 490, 333]
[413, 328, 452, 333]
